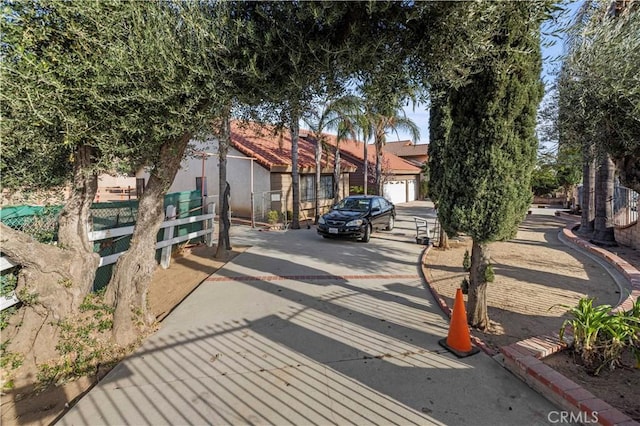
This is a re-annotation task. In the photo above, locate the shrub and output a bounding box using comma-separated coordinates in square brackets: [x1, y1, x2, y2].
[349, 186, 376, 195]
[557, 297, 640, 374]
[0, 273, 17, 298]
[460, 278, 469, 294]
[462, 250, 471, 272]
[0, 343, 24, 390]
[36, 292, 122, 387]
[266, 210, 279, 225]
[484, 264, 495, 283]
[625, 298, 640, 368]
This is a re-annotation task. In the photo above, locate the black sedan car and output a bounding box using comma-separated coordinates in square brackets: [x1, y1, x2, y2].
[317, 195, 395, 242]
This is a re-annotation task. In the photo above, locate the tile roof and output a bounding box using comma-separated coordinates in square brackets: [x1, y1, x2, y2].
[229, 121, 357, 172]
[301, 130, 422, 173]
[228, 121, 421, 174]
[383, 140, 429, 157]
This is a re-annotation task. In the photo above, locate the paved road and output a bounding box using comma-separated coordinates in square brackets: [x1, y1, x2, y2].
[60, 201, 560, 426]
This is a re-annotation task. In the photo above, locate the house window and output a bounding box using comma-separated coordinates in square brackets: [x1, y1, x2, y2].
[300, 175, 334, 201]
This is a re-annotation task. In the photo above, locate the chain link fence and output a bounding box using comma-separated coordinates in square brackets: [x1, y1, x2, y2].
[254, 190, 287, 224]
[0, 205, 63, 245]
[1, 190, 204, 292]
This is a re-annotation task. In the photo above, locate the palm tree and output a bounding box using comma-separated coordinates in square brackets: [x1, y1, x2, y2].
[328, 105, 362, 204]
[366, 105, 421, 196]
[303, 95, 364, 222]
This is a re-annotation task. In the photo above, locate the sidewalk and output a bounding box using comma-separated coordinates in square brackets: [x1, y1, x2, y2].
[59, 205, 560, 426]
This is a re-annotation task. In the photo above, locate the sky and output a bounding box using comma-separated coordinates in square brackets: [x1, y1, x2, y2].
[391, 1, 584, 145]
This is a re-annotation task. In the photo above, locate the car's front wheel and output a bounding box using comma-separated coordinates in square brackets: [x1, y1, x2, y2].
[386, 215, 395, 231]
[360, 223, 372, 243]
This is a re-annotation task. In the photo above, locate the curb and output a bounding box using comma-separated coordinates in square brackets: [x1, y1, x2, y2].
[419, 224, 640, 426]
[559, 221, 640, 314]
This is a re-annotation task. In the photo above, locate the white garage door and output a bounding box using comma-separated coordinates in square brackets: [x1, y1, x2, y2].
[408, 179, 417, 201]
[383, 180, 407, 204]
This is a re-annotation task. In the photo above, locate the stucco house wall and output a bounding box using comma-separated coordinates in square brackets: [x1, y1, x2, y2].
[269, 172, 350, 219]
[138, 138, 271, 218]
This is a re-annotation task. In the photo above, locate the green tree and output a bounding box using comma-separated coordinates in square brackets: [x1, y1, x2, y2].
[557, 69, 597, 231]
[428, 86, 454, 249]
[536, 83, 582, 207]
[563, 1, 640, 192]
[555, 138, 583, 209]
[304, 94, 363, 213]
[558, 0, 639, 240]
[429, 3, 547, 329]
[365, 98, 421, 197]
[208, 2, 285, 257]
[332, 97, 366, 203]
[0, 1, 231, 381]
[241, 2, 364, 230]
[531, 151, 560, 197]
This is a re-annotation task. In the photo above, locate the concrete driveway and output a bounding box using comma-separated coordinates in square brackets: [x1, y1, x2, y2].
[60, 201, 560, 426]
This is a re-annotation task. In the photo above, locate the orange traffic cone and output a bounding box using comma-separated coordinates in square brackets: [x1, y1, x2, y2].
[439, 288, 480, 358]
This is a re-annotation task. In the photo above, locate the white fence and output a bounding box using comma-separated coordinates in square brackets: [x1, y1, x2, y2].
[0, 203, 215, 311]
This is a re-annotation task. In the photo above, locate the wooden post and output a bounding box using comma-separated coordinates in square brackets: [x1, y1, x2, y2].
[160, 205, 176, 269]
[205, 202, 215, 247]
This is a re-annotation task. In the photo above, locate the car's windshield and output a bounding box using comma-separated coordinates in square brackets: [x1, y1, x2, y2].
[335, 198, 370, 211]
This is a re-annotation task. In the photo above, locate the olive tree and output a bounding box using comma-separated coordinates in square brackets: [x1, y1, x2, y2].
[0, 0, 232, 384]
[558, 1, 639, 243]
[563, 1, 640, 192]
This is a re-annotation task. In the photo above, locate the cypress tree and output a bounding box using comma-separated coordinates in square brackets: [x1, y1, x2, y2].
[432, 4, 545, 329]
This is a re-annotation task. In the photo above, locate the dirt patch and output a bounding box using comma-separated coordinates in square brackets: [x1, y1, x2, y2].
[0, 244, 246, 426]
[424, 214, 640, 421]
[544, 349, 640, 421]
[148, 244, 248, 321]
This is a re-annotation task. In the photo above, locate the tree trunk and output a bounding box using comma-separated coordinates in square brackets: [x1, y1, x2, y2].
[220, 182, 231, 251]
[290, 112, 301, 230]
[333, 145, 341, 205]
[467, 239, 490, 330]
[438, 227, 450, 249]
[363, 140, 368, 195]
[216, 109, 232, 258]
[105, 133, 191, 347]
[0, 145, 99, 385]
[581, 142, 596, 233]
[314, 134, 322, 224]
[0, 225, 99, 382]
[592, 153, 616, 244]
[375, 131, 384, 196]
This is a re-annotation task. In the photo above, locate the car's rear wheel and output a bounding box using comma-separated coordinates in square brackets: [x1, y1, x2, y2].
[360, 223, 372, 243]
[386, 215, 395, 231]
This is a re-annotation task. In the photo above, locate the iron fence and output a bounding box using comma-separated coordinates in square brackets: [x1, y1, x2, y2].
[613, 185, 638, 227]
[576, 184, 638, 227]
